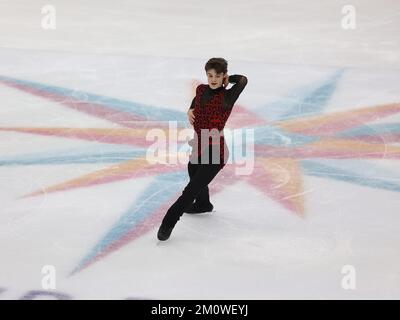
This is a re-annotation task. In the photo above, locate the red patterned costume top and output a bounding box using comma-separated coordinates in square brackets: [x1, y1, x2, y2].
[190, 84, 231, 164]
[188, 75, 248, 165]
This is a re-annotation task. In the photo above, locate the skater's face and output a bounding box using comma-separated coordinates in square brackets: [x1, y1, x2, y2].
[206, 69, 226, 89]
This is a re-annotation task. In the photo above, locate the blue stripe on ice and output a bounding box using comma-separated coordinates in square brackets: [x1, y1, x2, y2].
[71, 170, 187, 274]
[337, 123, 400, 138]
[0, 75, 186, 121]
[251, 125, 318, 146]
[232, 124, 318, 147]
[254, 69, 345, 121]
[0, 145, 147, 166]
[301, 159, 400, 193]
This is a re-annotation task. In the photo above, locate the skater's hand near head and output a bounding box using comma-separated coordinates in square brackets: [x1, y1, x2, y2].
[187, 108, 195, 126]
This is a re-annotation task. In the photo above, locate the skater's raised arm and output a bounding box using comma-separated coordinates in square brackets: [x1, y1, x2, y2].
[226, 74, 248, 109]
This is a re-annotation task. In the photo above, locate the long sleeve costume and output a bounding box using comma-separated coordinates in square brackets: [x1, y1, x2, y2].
[158, 74, 248, 234]
[189, 75, 248, 164]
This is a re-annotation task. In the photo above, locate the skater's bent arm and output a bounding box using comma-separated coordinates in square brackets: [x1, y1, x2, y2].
[189, 96, 195, 110]
[189, 84, 202, 111]
[187, 97, 196, 125]
[226, 74, 248, 109]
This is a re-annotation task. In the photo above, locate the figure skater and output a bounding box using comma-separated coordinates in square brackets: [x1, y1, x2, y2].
[157, 57, 248, 241]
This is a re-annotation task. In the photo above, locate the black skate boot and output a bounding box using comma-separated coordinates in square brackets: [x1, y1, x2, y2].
[184, 202, 214, 214]
[157, 222, 174, 241]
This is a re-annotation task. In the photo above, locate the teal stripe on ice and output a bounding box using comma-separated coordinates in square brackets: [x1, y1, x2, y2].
[251, 125, 318, 146]
[233, 124, 319, 147]
[71, 170, 187, 274]
[0, 145, 147, 166]
[301, 159, 400, 193]
[254, 69, 345, 121]
[337, 123, 400, 138]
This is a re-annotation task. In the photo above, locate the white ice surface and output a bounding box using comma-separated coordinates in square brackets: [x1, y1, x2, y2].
[0, 0, 399, 299]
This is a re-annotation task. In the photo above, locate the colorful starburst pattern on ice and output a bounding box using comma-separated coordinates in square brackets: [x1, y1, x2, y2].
[1, 69, 399, 275]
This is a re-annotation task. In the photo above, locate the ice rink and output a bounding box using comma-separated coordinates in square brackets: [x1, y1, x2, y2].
[0, 0, 399, 299]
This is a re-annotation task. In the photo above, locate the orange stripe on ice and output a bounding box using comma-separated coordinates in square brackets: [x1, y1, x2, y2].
[276, 103, 400, 135]
[226, 104, 267, 128]
[20, 158, 182, 198]
[245, 158, 305, 216]
[303, 138, 400, 157]
[0, 127, 181, 146]
[254, 137, 400, 159]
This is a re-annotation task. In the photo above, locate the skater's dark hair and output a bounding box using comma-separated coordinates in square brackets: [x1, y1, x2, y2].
[205, 57, 228, 74]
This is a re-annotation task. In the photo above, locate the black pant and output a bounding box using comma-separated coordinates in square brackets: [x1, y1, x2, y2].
[187, 160, 212, 207]
[161, 159, 224, 227]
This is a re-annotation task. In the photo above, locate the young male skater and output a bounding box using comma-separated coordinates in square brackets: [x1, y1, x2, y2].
[157, 57, 248, 241]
